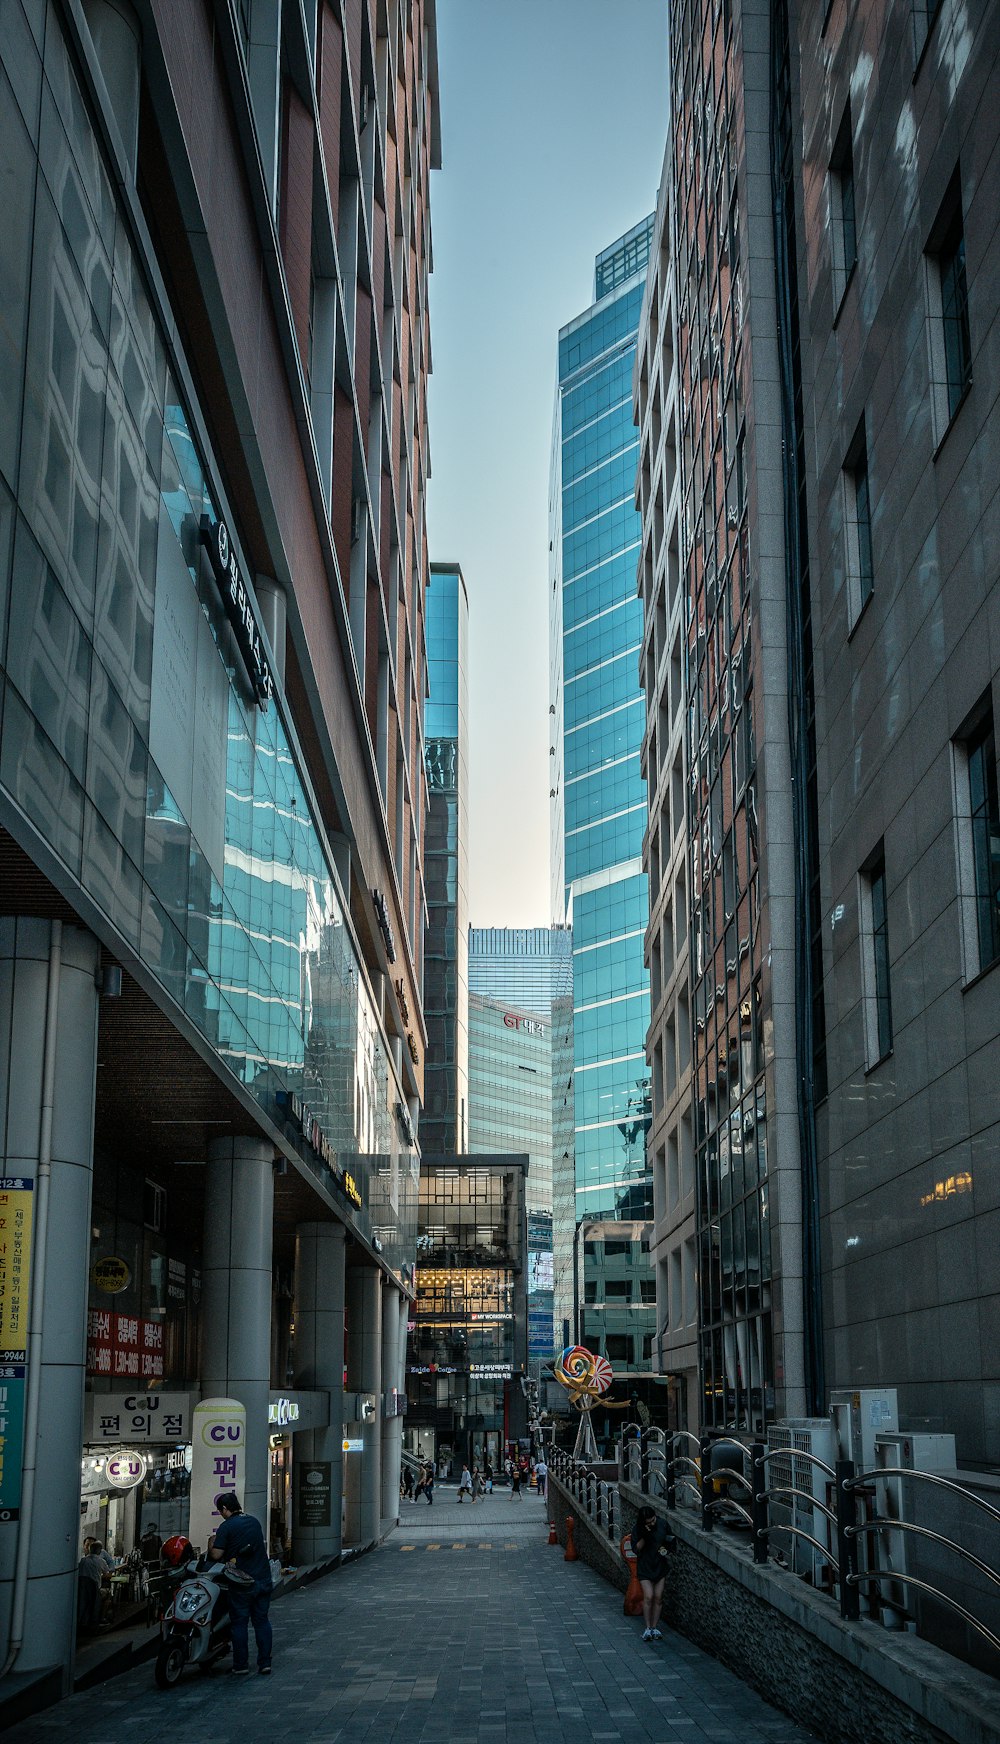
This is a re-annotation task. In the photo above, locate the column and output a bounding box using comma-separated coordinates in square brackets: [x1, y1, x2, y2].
[0, 919, 100, 1686]
[292, 1221, 345, 1563]
[379, 1284, 404, 1531]
[344, 1265, 381, 1546]
[201, 1138, 274, 1529]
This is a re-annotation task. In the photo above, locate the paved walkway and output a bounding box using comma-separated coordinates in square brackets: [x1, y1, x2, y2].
[13, 1490, 816, 1743]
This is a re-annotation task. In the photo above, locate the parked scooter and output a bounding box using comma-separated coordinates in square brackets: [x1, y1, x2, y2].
[154, 1553, 236, 1687]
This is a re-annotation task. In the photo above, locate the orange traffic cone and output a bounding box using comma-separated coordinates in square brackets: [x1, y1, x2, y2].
[564, 1516, 579, 1562]
[621, 1534, 644, 1615]
[548, 1518, 558, 1545]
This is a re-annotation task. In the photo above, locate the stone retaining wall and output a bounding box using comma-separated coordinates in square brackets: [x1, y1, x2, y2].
[547, 1472, 1000, 1744]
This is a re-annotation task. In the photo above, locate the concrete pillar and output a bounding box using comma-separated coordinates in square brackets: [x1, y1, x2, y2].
[344, 1265, 381, 1546]
[380, 1284, 404, 1530]
[201, 1138, 274, 1529]
[292, 1221, 346, 1563]
[0, 919, 100, 1685]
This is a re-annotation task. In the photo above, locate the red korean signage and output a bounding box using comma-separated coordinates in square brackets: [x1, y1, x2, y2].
[86, 1310, 165, 1382]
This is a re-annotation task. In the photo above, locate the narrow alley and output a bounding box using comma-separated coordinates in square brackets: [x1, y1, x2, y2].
[12, 1493, 815, 1744]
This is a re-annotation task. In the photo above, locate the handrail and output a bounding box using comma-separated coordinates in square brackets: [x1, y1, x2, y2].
[846, 1568, 1000, 1657]
[709, 1465, 752, 1490]
[757, 1448, 836, 1479]
[672, 1455, 702, 1476]
[672, 1429, 704, 1449]
[765, 1524, 839, 1571]
[848, 1517, 1000, 1591]
[762, 1486, 837, 1527]
[846, 1467, 1000, 1528]
[706, 1497, 754, 1529]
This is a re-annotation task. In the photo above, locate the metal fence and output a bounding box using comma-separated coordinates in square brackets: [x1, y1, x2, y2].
[617, 1424, 1000, 1666]
[547, 1446, 619, 1546]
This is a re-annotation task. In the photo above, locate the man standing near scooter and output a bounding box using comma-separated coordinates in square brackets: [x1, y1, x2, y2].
[209, 1492, 273, 1676]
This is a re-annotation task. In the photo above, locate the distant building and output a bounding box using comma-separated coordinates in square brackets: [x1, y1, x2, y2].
[633, 151, 695, 1431]
[468, 926, 573, 1365]
[422, 563, 470, 1154]
[550, 219, 656, 1375]
[405, 1155, 528, 1470]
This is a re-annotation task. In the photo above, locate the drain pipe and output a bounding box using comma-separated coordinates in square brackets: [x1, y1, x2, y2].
[1, 919, 63, 1678]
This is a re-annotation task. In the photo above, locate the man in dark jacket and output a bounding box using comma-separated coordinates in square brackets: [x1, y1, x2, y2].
[209, 1492, 273, 1675]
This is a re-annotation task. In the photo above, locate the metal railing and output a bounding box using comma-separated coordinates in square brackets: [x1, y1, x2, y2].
[616, 1428, 1000, 1669]
[547, 1445, 617, 1545]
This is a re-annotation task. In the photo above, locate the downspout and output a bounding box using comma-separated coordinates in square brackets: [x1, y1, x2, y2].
[1, 920, 63, 1677]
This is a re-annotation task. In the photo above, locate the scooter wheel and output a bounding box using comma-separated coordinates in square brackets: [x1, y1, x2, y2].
[155, 1639, 187, 1688]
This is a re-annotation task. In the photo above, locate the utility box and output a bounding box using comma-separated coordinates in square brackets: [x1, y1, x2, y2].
[872, 1431, 958, 1629]
[766, 1418, 837, 1586]
[830, 1387, 898, 1476]
[874, 1432, 957, 1473]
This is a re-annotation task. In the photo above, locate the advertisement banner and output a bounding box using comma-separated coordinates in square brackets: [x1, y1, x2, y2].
[188, 1397, 246, 1553]
[296, 1461, 332, 1527]
[86, 1311, 165, 1382]
[0, 1363, 26, 1520]
[0, 1178, 33, 1352]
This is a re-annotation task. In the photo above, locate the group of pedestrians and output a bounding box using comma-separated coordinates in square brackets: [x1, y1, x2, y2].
[401, 1460, 437, 1503]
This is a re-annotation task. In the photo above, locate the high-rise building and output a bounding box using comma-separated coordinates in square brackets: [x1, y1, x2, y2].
[655, 0, 1000, 1462]
[633, 152, 696, 1431]
[468, 925, 573, 1364]
[0, 0, 438, 1700]
[550, 219, 656, 1377]
[422, 563, 470, 1153]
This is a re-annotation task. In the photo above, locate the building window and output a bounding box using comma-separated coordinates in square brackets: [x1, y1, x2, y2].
[913, 0, 943, 56]
[954, 704, 1000, 978]
[927, 175, 972, 438]
[830, 105, 857, 308]
[843, 419, 874, 625]
[859, 848, 892, 1067]
[604, 1334, 631, 1363]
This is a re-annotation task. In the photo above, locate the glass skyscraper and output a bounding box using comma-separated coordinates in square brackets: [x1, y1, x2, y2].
[550, 218, 655, 1374]
[422, 564, 470, 1154]
[468, 926, 573, 1364]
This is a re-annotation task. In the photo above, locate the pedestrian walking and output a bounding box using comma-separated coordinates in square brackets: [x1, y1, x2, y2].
[484, 1459, 494, 1494]
[401, 1464, 415, 1502]
[472, 1466, 484, 1503]
[534, 1455, 548, 1499]
[209, 1492, 274, 1675]
[510, 1465, 522, 1499]
[422, 1461, 435, 1504]
[631, 1505, 677, 1642]
[457, 1463, 473, 1502]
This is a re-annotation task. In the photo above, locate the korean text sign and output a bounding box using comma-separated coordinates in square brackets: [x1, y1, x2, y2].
[188, 1397, 246, 1551]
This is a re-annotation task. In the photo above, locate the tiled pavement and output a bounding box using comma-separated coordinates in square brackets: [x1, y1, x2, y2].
[12, 1489, 817, 1743]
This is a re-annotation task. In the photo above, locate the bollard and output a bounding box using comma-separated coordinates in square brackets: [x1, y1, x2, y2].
[548, 1517, 558, 1546]
[620, 1533, 644, 1615]
[564, 1516, 579, 1562]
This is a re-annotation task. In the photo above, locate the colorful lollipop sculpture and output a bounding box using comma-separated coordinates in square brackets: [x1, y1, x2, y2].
[553, 1344, 614, 1461]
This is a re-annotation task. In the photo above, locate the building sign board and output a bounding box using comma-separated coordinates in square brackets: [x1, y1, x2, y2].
[90, 1393, 190, 1443]
[86, 1311, 165, 1382]
[296, 1461, 332, 1527]
[342, 1438, 363, 1452]
[91, 1256, 131, 1294]
[200, 516, 273, 707]
[0, 1364, 26, 1520]
[275, 1092, 363, 1210]
[105, 1449, 145, 1489]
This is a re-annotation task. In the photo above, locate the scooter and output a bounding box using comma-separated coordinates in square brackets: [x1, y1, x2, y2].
[154, 1557, 233, 1687]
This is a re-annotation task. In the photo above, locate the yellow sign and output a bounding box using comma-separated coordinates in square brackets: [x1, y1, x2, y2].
[92, 1256, 131, 1294]
[0, 1179, 33, 1351]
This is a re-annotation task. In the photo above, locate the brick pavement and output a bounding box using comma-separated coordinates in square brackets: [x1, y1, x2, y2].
[12, 1495, 817, 1744]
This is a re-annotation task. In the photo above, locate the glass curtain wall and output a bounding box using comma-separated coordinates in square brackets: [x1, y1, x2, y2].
[551, 219, 655, 1373]
[0, 13, 414, 1275]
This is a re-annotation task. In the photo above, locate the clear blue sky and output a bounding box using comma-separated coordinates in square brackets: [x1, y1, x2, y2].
[426, 0, 669, 927]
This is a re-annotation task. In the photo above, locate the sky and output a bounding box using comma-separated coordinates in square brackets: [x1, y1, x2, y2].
[426, 0, 669, 930]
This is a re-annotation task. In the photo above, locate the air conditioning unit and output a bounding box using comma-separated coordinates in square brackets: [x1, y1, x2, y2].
[872, 1431, 957, 1630]
[766, 1418, 836, 1588]
[830, 1388, 898, 1476]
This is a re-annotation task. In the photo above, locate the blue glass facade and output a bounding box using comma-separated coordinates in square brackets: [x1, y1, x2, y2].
[551, 219, 655, 1372]
[421, 563, 469, 1153]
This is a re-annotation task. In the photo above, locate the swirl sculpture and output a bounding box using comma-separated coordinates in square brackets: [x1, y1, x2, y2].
[553, 1344, 614, 1411]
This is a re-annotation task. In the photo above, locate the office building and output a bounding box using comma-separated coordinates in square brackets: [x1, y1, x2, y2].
[405, 1155, 528, 1470]
[0, 0, 438, 1702]
[468, 925, 572, 1364]
[633, 152, 696, 1431]
[421, 563, 470, 1153]
[550, 219, 656, 1377]
[656, 0, 1000, 1459]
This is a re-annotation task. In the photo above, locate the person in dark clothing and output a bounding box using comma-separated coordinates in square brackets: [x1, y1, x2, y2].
[422, 1461, 434, 1503]
[209, 1493, 273, 1675]
[630, 1506, 677, 1640]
